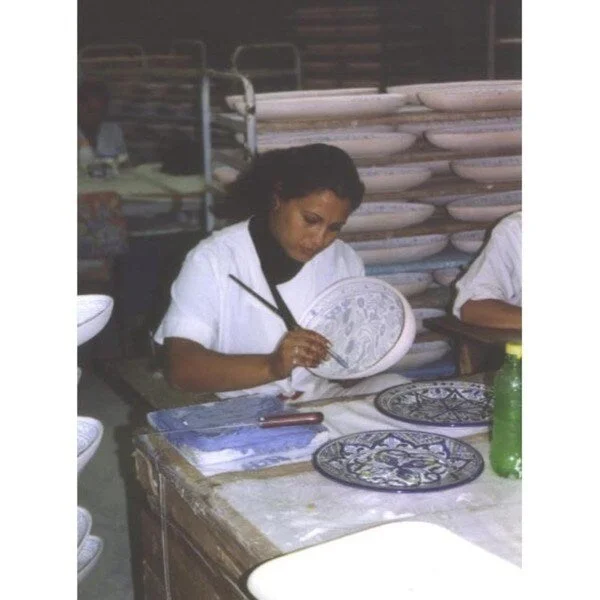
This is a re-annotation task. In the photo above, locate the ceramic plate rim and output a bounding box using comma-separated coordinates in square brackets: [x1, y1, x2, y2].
[374, 381, 493, 427]
[312, 429, 484, 493]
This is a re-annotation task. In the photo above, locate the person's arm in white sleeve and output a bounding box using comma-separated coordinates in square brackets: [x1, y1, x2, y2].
[452, 215, 522, 330]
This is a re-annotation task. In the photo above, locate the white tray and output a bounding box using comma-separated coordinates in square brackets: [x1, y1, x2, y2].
[343, 201, 434, 234]
[246, 521, 522, 600]
[350, 233, 448, 265]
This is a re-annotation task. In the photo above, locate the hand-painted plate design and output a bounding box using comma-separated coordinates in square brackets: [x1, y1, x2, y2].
[313, 429, 484, 492]
[298, 277, 415, 380]
[375, 381, 493, 426]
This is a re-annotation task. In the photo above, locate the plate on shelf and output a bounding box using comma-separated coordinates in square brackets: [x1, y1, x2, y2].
[78, 535, 104, 583]
[212, 165, 240, 185]
[447, 191, 522, 222]
[412, 307, 447, 333]
[225, 87, 378, 110]
[417, 82, 522, 112]
[349, 234, 448, 265]
[78, 416, 104, 474]
[342, 202, 434, 234]
[313, 429, 484, 492]
[433, 267, 462, 287]
[387, 79, 521, 105]
[375, 380, 493, 426]
[376, 272, 433, 298]
[450, 229, 488, 254]
[425, 122, 521, 152]
[397, 116, 520, 137]
[392, 339, 452, 370]
[77, 295, 114, 347]
[77, 506, 92, 551]
[232, 93, 408, 121]
[358, 166, 432, 194]
[451, 156, 522, 182]
[298, 277, 415, 380]
[252, 131, 418, 159]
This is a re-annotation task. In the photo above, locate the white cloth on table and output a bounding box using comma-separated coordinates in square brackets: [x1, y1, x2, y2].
[452, 211, 522, 319]
[154, 219, 398, 400]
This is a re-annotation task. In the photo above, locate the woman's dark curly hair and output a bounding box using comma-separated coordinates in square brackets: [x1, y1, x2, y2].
[222, 144, 365, 220]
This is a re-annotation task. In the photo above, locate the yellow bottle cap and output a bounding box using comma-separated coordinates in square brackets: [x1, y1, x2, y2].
[506, 341, 522, 359]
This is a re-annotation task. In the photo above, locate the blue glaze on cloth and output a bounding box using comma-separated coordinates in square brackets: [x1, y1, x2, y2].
[147, 393, 327, 453]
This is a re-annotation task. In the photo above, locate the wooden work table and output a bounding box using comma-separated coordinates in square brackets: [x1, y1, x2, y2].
[104, 360, 520, 599]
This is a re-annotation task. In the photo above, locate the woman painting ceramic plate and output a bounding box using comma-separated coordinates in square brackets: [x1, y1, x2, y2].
[154, 144, 412, 402]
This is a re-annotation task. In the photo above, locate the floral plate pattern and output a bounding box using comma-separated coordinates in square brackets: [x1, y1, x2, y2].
[313, 429, 484, 492]
[375, 381, 493, 426]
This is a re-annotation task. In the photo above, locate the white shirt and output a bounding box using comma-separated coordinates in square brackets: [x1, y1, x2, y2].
[453, 211, 522, 318]
[78, 122, 128, 164]
[154, 220, 366, 399]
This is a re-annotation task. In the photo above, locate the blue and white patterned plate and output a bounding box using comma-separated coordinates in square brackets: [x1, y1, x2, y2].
[375, 381, 493, 427]
[313, 429, 484, 493]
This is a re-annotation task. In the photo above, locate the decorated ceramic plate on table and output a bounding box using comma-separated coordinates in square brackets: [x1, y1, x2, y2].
[375, 381, 493, 426]
[313, 429, 484, 492]
[298, 277, 416, 380]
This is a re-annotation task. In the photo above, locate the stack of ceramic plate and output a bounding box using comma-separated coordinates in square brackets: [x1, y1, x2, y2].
[78, 295, 114, 347]
[375, 272, 433, 298]
[450, 229, 487, 254]
[342, 202, 434, 234]
[447, 191, 521, 222]
[298, 276, 416, 380]
[349, 234, 449, 266]
[451, 156, 521, 182]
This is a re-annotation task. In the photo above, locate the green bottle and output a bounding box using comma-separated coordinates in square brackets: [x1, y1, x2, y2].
[490, 342, 522, 479]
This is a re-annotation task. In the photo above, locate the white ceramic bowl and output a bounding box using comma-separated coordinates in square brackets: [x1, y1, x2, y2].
[350, 233, 449, 265]
[450, 229, 487, 254]
[77, 506, 92, 551]
[375, 272, 433, 298]
[417, 83, 522, 112]
[425, 122, 521, 152]
[358, 166, 432, 194]
[343, 202, 435, 234]
[433, 268, 462, 287]
[387, 79, 521, 105]
[225, 87, 379, 110]
[77, 295, 114, 346]
[451, 156, 522, 182]
[253, 131, 418, 159]
[412, 308, 447, 333]
[78, 416, 104, 474]
[298, 277, 416, 380]
[393, 339, 452, 369]
[78, 535, 104, 583]
[233, 93, 408, 121]
[447, 191, 522, 222]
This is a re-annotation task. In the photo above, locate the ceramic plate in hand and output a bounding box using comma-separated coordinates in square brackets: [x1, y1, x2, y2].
[313, 429, 484, 492]
[298, 277, 415, 380]
[78, 417, 104, 474]
[375, 381, 493, 426]
[77, 295, 114, 346]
